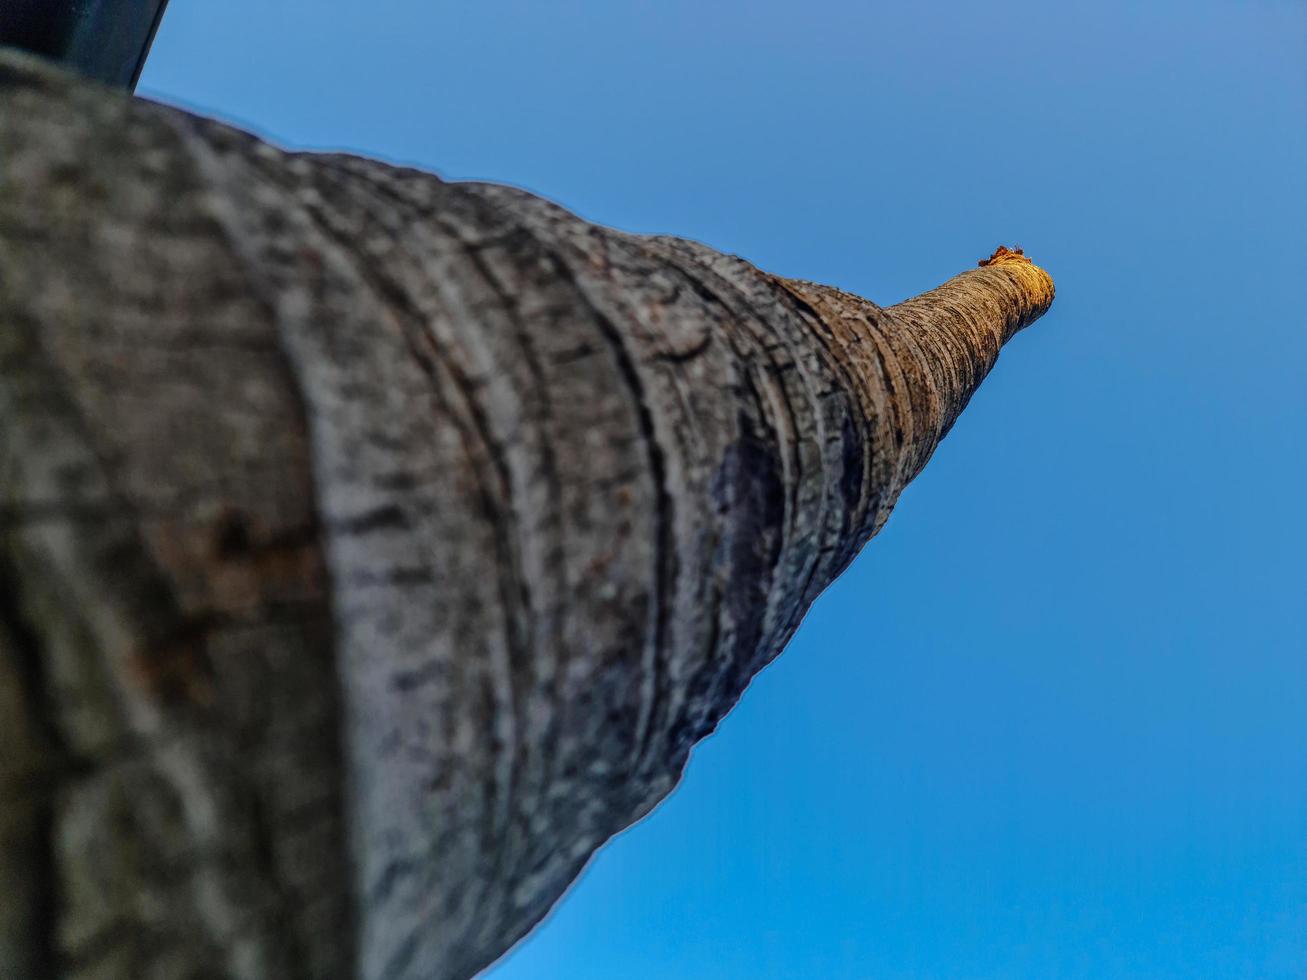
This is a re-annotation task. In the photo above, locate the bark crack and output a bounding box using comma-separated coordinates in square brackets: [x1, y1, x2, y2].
[0, 550, 67, 978]
[518, 240, 678, 773]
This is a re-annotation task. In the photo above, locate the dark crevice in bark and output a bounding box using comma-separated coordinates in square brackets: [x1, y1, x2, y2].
[645, 245, 797, 659]
[763, 286, 853, 619]
[774, 282, 875, 543]
[281, 160, 536, 945]
[247, 791, 313, 980]
[0, 550, 66, 978]
[251, 236, 363, 980]
[385, 178, 567, 775]
[634, 242, 796, 745]
[329, 503, 411, 536]
[424, 186, 572, 911]
[530, 247, 677, 771]
[160, 115, 363, 978]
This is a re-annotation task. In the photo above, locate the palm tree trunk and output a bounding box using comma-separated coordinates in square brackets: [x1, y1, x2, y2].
[0, 51, 1054, 980]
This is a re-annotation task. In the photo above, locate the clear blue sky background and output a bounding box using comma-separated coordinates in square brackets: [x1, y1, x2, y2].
[141, 3, 1306, 977]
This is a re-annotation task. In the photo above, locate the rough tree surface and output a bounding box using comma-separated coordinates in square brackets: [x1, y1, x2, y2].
[0, 51, 1054, 980]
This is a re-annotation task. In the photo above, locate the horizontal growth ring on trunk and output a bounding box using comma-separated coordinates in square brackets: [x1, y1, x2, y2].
[0, 51, 1054, 980]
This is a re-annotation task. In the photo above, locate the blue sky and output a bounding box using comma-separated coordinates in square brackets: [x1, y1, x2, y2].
[141, 2, 1307, 976]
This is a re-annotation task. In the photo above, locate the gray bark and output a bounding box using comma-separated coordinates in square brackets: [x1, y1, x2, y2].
[0, 50, 1054, 980]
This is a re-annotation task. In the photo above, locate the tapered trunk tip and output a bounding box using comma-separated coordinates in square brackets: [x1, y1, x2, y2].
[978, 244, 1033, 268]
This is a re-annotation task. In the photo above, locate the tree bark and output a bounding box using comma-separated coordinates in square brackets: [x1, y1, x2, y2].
[0, 50, 1054, 980]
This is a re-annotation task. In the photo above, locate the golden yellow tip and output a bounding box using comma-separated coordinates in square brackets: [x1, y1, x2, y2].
[978, 245, 1032, 267]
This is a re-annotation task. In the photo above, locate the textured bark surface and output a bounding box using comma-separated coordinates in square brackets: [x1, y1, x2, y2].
[0, 51, 1054, 980]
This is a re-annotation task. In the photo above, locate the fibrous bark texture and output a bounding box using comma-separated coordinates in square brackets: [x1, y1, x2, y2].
[0, 51, 1054, 980]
